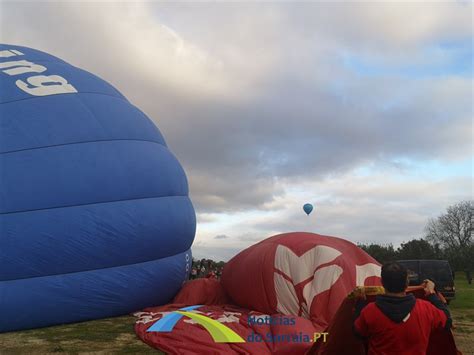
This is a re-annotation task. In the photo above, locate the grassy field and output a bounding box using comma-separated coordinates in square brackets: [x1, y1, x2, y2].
[449, 272, 474, 354]
[0, 315, 158, 354]
[0, 272, 472, 354]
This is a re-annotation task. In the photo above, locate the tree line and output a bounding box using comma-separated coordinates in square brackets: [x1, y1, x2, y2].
[358, 200, 473, 279]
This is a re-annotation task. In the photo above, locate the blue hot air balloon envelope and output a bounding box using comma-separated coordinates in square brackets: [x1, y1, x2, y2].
[0, 44, 196, 332]
[303, 203, 313, 215]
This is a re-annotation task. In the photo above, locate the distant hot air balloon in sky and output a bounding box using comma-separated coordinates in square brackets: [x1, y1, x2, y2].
[0, 44, 196, 332]
[303, 203, 313, 215]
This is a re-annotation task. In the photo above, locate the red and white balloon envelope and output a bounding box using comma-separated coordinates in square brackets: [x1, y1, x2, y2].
[135, 232, 383, 354]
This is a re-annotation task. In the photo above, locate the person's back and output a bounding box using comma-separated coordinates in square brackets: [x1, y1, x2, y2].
[354, 262, 451, 355]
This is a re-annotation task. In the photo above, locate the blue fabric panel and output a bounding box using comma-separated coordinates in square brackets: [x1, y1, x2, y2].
[0, 250, 192, 333]
[0, 141, 188, 214]
[0, 44, 196, 332]
[0, 93, 166, 154]
[0, 196, 195, 281]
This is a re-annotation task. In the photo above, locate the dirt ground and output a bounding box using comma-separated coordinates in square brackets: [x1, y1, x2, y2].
[452, 309, 474, 354]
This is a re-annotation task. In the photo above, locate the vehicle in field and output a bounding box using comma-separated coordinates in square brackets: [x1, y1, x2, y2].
[397, 260, 455, 302]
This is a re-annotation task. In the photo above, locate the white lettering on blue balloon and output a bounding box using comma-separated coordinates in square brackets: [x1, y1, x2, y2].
[0, 49, 24, 58]
[16, 75, 77, 96]
[0, 60, 47, 75]
[0, 48, 77, 96]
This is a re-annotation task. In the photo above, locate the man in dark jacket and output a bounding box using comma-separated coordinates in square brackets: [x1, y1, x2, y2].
[353, 262, 452, 355]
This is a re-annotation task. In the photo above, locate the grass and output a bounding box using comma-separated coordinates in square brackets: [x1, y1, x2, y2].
[449, 272, 474, 354]
[0, 315, 160, 354]
[449, 272, 474, 310]
[0, 272, 472, 354]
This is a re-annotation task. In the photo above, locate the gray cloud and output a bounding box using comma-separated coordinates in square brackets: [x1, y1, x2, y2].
[193, 174, 472, 260]
[214, 234, 229, 240]
[1, 3, 471, 258]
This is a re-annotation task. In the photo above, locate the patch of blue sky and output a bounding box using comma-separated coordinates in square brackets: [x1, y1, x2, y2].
[342, 40, 472, 78]
[353, 157, 472, 180]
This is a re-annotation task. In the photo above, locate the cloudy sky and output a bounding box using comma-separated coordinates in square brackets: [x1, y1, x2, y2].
[1, 1, 472, 261]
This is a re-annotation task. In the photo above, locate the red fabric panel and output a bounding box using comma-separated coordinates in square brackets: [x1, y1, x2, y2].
[173, 278, 230, 305]
[307, 297, 366, 355]
[221, 237, 278, 313]
[135, 304, 317, 355]
[222, 232, 381, 331]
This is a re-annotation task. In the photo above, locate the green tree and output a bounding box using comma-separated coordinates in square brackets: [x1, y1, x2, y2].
[425, 200, 473, 281]
[396, 239, 441, 260]
[358, 243, 397, 264]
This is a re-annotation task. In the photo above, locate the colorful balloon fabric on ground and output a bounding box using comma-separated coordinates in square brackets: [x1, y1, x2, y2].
[0, 44, 196, 332]
[135, 233, 383, 354]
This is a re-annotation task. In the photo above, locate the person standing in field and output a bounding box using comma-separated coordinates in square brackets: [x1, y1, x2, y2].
[353, 262, 452, 355]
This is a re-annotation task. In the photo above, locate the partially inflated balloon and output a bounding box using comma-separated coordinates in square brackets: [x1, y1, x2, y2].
[0, 44, 195, 332]
[303, 203, 313, 215]
[221, 232, 381, 331]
